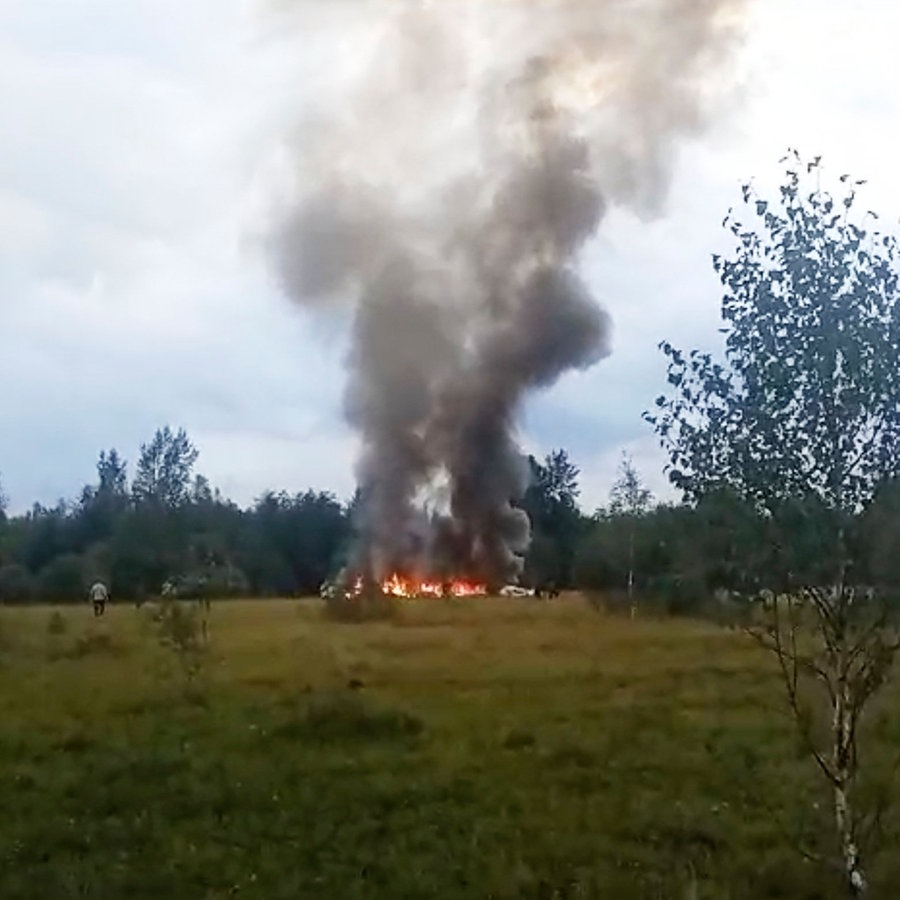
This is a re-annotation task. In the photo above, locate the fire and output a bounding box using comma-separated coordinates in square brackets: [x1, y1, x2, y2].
[335, 572, 488, 599]
[380, 573, 487, 598]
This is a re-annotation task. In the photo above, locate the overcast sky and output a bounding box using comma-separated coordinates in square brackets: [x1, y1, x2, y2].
[1, 0, 898, 514]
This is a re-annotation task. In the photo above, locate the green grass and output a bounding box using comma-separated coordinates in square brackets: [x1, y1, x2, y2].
[0, 597, 898, 899]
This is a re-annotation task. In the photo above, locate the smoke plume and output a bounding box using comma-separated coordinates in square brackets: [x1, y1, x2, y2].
[267, 0, 746, 587]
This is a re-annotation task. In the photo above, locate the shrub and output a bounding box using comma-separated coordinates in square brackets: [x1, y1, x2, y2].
[36, 554, 85, 603]
[276, 691, 424, 743]
[58, 633, 120, 660]
[168, 563, 249, 602]
[502, 728, 537, 750]
[148, 596, 209, 686]
[323, 588, 396, 623]
[46, 611, 67, 635]
[0, 564, 34, 604]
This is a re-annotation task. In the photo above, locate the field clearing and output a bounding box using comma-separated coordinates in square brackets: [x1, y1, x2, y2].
[1, 597, 898, 899]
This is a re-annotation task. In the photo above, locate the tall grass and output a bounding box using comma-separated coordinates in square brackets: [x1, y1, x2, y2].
[0, 597, 897, 898]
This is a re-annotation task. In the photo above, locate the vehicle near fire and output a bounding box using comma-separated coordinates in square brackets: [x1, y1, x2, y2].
[499, 584, 535, 598]
[320, 579, 353, 601]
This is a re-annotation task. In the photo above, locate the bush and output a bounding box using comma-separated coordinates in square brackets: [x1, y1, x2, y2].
[0, 564, 34, 604]
[323, 588, 396, 623]
[46, 611, 67, 635]
[204, 563, 249, 599]
[502, 728, 537, 750]
[164, 563, 250, 603]
[147, 596, 208, 685]
[583, 583, 747, 625]
[51, 632, 121, 660]
[36, 554, 85, 603]
[582, 589, 629, 615]
[276, 691, 424, 743]
[44, 610, 70, 660]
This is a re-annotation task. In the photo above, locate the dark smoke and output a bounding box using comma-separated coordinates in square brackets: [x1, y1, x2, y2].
[267, 0, 746, 586]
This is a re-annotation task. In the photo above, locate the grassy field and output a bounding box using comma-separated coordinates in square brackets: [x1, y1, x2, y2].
[0, 597, 898, 899]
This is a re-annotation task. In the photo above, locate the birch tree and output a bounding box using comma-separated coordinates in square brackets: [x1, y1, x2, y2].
[608, 452, 654, 616]
[646, 152, 900, 896]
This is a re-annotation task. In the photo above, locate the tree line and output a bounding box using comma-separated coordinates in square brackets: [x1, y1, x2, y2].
[5, 422, 896, 611]
[0, 428, 349, 603]
[0, 423, 604, 604]
[0, 411, 790, 608]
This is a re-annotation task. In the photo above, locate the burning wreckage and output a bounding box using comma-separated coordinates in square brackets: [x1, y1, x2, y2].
[319, 574, 549, 602]
[320, 573, 491, 602]
[272, 1, 745, 600]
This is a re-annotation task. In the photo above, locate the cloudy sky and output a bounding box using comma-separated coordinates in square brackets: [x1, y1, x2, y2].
[1, 0, 898, 514]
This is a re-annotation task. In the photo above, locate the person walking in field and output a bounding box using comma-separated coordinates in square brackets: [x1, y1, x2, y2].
[89, 580, 109, 617]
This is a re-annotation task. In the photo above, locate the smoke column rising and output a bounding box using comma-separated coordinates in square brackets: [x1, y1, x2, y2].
[268, 0, 746, 587]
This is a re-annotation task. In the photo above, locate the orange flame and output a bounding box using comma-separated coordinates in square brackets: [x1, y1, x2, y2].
[380, 573, 487, 598]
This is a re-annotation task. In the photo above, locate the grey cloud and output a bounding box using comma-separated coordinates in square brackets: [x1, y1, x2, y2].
[2, 0, 899, 525]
